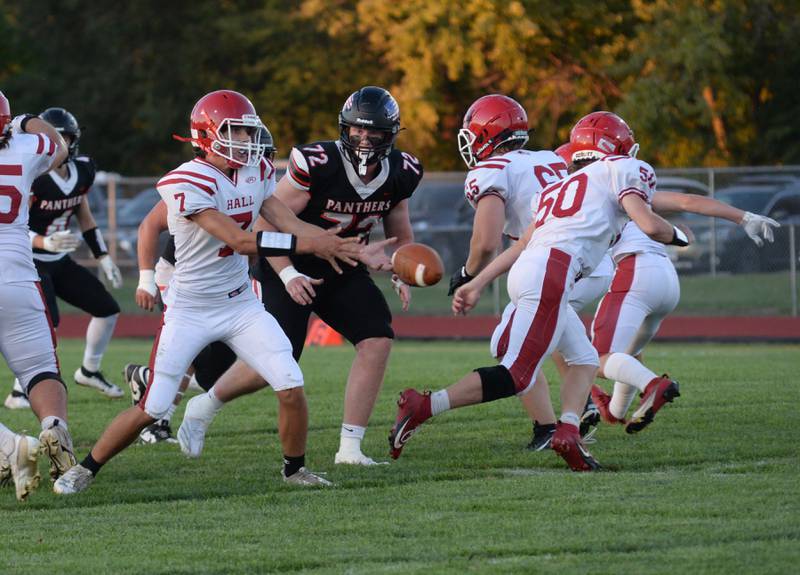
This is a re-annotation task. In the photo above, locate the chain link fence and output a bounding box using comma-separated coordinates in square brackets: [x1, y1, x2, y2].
[82, 165, 800, 317]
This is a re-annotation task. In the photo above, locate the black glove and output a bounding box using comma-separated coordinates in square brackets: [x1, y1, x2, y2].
[448, 265, 474, 296]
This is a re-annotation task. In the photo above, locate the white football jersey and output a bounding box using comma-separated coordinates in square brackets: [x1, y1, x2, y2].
[529, 155, 657, 276]
[464, 149, 567, 240]
[0, 132, 57, 283]
[157, 157, 276, 301]
[611, 220, 667, 262]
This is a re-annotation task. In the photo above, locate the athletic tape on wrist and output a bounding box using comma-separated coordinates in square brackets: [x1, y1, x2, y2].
[278, 265, 305, 287]
[137, 269, 157, 296]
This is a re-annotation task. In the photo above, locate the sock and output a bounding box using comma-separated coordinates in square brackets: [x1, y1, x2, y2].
[560, 411, 580, 428]
[533, 421, 556, 433]
[162, 402, 177, 423]
[603, 353, 657, 392]
[338, 424, 365, 454]
[610, 381, 639, 419]
[81, 452, 103, 477]
[82, 314, 118, 372]
[207, 388, 224, 409]
[0, 422, 16, 458]
[430, 390, 450, 416]
[41, 416, 67, 432]
[283, 454, 305, 477]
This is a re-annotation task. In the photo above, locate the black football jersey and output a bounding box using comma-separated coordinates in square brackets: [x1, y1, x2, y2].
[29, 156, 96, 256]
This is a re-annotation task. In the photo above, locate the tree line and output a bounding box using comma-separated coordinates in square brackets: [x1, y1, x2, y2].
[1, 0, 797, 174]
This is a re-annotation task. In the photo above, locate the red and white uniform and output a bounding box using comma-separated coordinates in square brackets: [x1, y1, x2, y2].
[496, 155, 656, 393]
[0, 130, 61, 387]
[141, 157, 302, 419]
[590, 221, 680, 356]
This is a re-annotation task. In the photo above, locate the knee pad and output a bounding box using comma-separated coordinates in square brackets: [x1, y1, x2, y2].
[267, 353, 304, 392]
[474, 365, 516, 403]
[26, 371, 66, 395]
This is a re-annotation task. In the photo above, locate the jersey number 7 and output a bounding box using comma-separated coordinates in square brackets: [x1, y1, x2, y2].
[218, 212, 253, 257]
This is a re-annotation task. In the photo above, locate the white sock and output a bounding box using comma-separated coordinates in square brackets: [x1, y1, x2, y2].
[610, 381, 639, 419]
[163, 402, 177, 423]
[41, 416, 67, 432]
[339, 424, 365, 453]
[560, 411, 580, 428]
[83, 314, 119, 372]
[0, 422, 16, 458]
[603, 353, 657, 392]
[430, 390, 450, 416]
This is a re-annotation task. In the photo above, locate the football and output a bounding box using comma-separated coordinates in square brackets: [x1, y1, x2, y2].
[391, 243, 444, 287]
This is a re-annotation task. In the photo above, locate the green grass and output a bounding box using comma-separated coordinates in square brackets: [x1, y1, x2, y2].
[1, 340, 798, 574]
[70, 269, 798, 318]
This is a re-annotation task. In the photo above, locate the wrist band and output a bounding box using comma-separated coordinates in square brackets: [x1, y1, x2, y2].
[669, 226, 689, 246]
[256, 231, 297, 257]
[83, 227, 108, 258]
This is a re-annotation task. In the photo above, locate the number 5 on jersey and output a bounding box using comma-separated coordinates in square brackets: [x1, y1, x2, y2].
[535, 173, 588, 227]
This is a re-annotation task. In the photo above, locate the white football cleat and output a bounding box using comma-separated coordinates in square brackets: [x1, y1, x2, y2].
[334, 450, 389, 466]
[53, 464, 94, 495]
[74, 367, 124, 399]
[177, 395, 215, 458]
[282, 467, 333, 487]
[4, 378, 30, 410]
[39, 422, 77, 481]
[10, 434, 42, 501]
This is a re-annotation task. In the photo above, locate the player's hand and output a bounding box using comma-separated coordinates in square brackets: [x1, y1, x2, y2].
[99, 255, 123, 288]
[741, 212, 780, 247]
[357, 237, 397, 271]
[310, 227, 361, 274]
[447, 265, 474, 296]
[135, 269, 157, 311]
[391, 274, 411, 311]
[452, 281, 481, 316]
[42, 230, 81, 253]
[286, 275, 323, 305]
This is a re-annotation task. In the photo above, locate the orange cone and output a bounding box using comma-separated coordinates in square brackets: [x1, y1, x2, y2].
[305, 318, 344, 347]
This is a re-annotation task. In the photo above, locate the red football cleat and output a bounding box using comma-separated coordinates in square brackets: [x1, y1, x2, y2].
[388, 389, 432, 459]
[551, 421, 601, 471]
[625, 375, 680, 434]
[591, 384, 626, 425]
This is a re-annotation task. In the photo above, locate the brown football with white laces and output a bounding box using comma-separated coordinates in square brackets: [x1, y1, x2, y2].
[391, 243, 444, 287]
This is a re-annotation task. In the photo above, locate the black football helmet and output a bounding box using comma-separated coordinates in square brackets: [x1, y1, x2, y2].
[40, 107, 81, 159]
[258, 125, 276, 162]
[339, 86, 400, 174]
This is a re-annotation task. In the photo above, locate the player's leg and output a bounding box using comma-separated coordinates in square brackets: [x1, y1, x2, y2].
[317, 270, 393, 465]
[54, 304, 212, 494]
[53, 257, 122, 398]
[0, 421, 42, 501]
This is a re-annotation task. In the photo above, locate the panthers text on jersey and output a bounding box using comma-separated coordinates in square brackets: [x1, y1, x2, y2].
[283, 140, 423, 277]
[156, 156, 275, 302]
[29, 156, 96, 262]
[463, 149, 567, 241]
[529, 155, 657, 277]
[0, 132, 58, 283]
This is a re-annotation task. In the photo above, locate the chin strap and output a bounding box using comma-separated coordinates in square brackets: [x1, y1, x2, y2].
[172, 134, 195, 144]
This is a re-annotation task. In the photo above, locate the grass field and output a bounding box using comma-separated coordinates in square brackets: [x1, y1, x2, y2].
[2, 339, 799, 574]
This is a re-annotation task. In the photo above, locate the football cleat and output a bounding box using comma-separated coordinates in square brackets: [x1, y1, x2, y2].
[53, 464, 94, 495]
[526, 422, 556, 451]
[139, 420, 178, 444]
[580, 395, 601, 438]
[177, 395, 215, 458]
[551, 421, 601, 472]
[625, 376, 680, 434]
[388, 389, 432, 460]
[38, 421, 77, 481]
[4, 390, 30, 410]
[334, 450, 388, 466]
[282, 467, 333, 487]
[124, 363, 150, 406]
[74, 366, 124, 399]
[9, 434, 42, 501]
[591, 384, 626, 425]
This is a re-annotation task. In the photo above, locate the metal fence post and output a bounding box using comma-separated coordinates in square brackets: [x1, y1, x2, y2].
[790, 223, 797, 317]
[708, 168, 717, 276]
[107, 175, 118, 264]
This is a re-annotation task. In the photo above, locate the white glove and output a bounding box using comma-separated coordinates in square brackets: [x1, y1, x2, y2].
[42, 230, 81, 253]
[99, 255, 123, 288]
[741, 212, 780, 247]
[137, 269, 157, 297]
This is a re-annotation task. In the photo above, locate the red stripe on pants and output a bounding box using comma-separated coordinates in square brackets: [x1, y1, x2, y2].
[35, 281, 60, 373]
[495, 309, 516, 358]
[508, 248, 572, 391]
[591, 254, 636, 354]
[138, 311, 166, 411]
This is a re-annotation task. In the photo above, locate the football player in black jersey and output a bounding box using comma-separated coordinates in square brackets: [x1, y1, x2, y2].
[5, 107, 124, 410]
[178, 86, 421, 466]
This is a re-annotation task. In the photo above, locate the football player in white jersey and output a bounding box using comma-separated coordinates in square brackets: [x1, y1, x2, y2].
[0, 90, 78, 484]
[53, 90, 367, 495]
[447, 95, 611, 450]
[390, 111, 690, 471]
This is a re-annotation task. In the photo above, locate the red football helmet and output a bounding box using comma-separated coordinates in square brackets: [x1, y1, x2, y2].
[0, 91, 11, 137]
[458, 94, 529, 167]
[569, 111, 638, 163]
[178, 90, 266, 168]
[554, 142, 575, 165]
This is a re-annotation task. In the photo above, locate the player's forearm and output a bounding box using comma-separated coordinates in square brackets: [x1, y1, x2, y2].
[471, 241, 523, 291]
[266, 255, 293, 273]
[137, 223, 161, 270]
[75, 201, 98, 232]
[22, 117, 69, 166]
[654, 191, 745, 224]
[465, 235, 501, 276]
